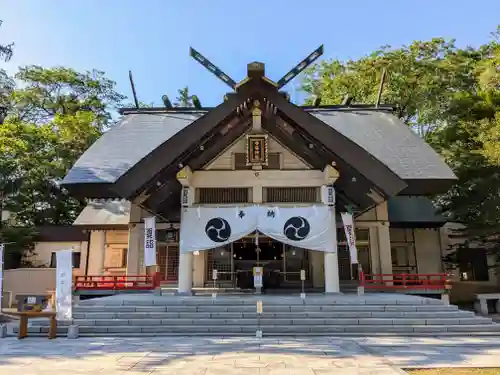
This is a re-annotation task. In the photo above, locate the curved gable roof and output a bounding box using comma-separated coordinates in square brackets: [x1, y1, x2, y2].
[62, 112, 204, 185]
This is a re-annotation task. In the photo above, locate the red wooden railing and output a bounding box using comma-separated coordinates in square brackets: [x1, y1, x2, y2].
[359, 272, 450, 290]
[74, 273, 162, 291]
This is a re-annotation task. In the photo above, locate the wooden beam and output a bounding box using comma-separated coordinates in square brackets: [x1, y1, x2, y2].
[189, 117, 252, 170]
[262, 114, 377, 211]
[145, 118, 251, 210]
[261, 116, 325, 169]
[259, 81, 407, 196]
[112, 80, 261, 200]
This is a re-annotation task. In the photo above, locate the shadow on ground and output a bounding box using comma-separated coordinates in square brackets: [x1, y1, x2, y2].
[0, 336, 499, 373]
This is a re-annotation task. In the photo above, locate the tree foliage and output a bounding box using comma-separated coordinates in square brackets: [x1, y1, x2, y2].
[0, 21, 13, 62]
[10, 66, 125, 129]
[0, 226, 37, 269]
[302, 26, 500, 268]
[174, 86, 193, 107]
[0, 61, 195, 266]
[0, 66, 123, 266]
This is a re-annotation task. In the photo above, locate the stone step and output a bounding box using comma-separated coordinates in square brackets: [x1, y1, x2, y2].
[74, 305, 457, 313]
[13, 331, 500, 337]
[78, 298, 446, 307]
[16, 323, 500, 336]
[70, 310, 476, 320]
[31, 316, 493, 327]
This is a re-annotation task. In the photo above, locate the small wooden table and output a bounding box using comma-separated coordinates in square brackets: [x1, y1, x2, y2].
[9, 311, 57, 339]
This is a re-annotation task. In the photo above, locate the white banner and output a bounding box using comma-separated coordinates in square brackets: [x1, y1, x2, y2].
[180, 205, 336, 253]
[341, 212, 358, 264]
[55, 250, 73, 321]
[0, 244, 4, 311]
[257, 206, 336, 253]
[144, 217, 157, 266]
[180, 206, 259, 253]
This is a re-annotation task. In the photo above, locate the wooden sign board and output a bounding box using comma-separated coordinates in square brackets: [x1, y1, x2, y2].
[16, 295, 49, 313]
[246, 135, 268, 166]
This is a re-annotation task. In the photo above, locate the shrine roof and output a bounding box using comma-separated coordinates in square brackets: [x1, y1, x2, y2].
[62, 106, 455, 193]
[388, 196, 446, 228]
[62, 111, 204, 185]
[73, 199, 131, 227]
[310, 110, 456, 181]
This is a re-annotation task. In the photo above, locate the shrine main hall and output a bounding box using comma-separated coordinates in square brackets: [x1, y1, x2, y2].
[61, 54, 456, 295]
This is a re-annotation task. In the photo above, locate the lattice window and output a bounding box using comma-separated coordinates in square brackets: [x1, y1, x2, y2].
[166, 245, 179, 282]
[264, 187, 319, 203]
[338, 228, 371, 276]
[206, 247, 233, 281]
[197, 187, 250, 204]
[234, 153, 281, 170]
[284, 246, 309, 281]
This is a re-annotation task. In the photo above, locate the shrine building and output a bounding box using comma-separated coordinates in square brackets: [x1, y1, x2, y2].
[61, 50, 457, 295]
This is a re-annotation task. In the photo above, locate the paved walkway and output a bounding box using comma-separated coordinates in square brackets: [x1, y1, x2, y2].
[0, 336, 500, 374]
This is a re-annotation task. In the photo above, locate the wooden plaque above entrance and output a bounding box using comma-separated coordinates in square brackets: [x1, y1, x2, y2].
[246, 134, 268, 167]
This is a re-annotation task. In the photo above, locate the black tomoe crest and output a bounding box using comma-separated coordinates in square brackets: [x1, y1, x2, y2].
[205, 218, 231, 242]
[283, 216, 310, 241]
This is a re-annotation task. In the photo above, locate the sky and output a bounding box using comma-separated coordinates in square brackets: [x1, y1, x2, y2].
[1, 0, 500, 107]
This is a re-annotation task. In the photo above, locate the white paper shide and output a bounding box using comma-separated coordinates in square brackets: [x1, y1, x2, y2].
[144, 217, 157, 266]
[341, 212, 358, 264]
[55, 249, 73, 320]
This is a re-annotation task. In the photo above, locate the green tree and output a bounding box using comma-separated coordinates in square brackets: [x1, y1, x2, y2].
[302, 27, 500, 269]
[11, 66, 125, 129]
[1, 66, 123, 229]
[174, 86, 193, 107]
[0, 21, 13, 62]
[0, 226, 37, 269]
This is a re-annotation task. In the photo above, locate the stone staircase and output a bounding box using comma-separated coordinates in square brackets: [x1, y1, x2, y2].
[19, 293, 500, 337]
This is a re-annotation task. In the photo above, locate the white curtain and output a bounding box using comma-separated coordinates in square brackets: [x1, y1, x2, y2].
[256, 205, 336, 253]
[55, 250, 73, 321]
[180, 205, 336, 253]
[180, 206, 259, 253]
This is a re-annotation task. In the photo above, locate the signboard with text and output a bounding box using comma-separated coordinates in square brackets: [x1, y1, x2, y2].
[144, 217, 157, 266]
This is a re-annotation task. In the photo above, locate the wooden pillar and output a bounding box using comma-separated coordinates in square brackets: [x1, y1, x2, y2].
[375, 202, 393, 283]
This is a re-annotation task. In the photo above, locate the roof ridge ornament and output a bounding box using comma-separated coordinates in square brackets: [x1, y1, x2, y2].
[189, 47, 237, 90]
[189, 45, 324, 92]
[276, 45, 324, 89]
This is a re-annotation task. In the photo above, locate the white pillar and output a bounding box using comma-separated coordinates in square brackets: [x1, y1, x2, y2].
[192, 251, 206, 287]
[177, 251, 193, 295]
[324, 252, 340, 293]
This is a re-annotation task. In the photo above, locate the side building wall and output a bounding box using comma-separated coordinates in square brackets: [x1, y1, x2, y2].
[442, 222, 500, 304]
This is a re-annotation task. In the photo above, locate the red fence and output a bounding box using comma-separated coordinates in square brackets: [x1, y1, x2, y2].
[74, 273, 161, 291]
[360, 272, 450, 290]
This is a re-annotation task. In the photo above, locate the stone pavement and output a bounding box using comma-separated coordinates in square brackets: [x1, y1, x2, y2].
[0, 336, 499, 374]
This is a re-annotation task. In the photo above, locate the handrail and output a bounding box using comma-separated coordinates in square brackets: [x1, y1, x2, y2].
[74, 273, 161, 291]
[360, 272, 450, 290]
